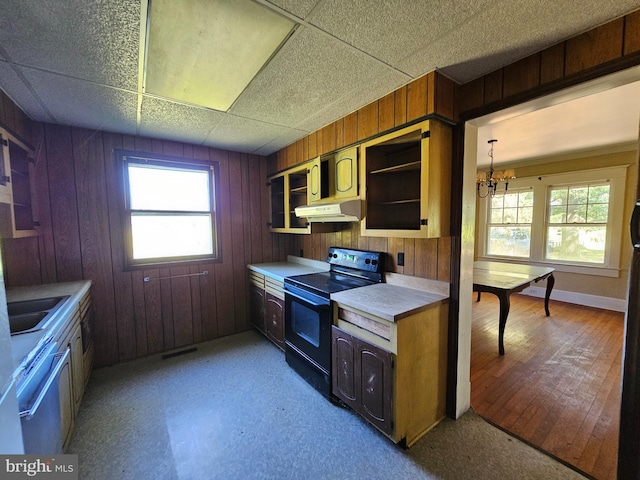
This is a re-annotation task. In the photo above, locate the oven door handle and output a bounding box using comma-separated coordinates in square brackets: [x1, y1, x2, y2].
[284, 288, 330, 308]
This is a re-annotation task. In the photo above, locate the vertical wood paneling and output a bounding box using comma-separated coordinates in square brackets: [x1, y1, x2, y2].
[434, 73, 455, 120]
[296, 138, 305, 164]
[3, 238, 41, 286]
[458, 78, 484, 115]
[322, 122, 337, 154]
[484, 70, 503, 104]
[395, 86, 407, 126]
[104, 132, 140, 360]
[229, 153, 248, 332]
[403, 239, 416, 277]
[286, 143, 297, 168]
[503, 55, 541, 98]
[565, 19, 624, 76]
[335, 119, 344, 149]
[344, 112, 358, 145]
[170, 266, 193, 347]
[308, 131, 318, 159]
[260, 160, 274, 263]
[407, 76, 428, 121]
[72, 128, 122, 364]
[45, 124, 83, 281]
[540, 43, 565, 84]
[625, 10, 640, 54]
[387, 237, 404, 274]
[212, 148, 235, 337]
[379, 92, 395, 132]
[189, 265, 203, 344]
[357, 101, 379, 140]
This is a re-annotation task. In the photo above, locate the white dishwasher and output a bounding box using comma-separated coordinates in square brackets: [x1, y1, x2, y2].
[17, 342, 69, 454]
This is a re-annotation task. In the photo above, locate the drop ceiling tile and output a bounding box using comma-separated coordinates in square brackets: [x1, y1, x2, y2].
[293, 69, 410, 132]
[0, 61, 53, 123]
[264, 0, 322, 19]
[24, 68, 138, 135]
[230, 27, 407, 129]
[0, 0, 140, 90]
[401, 0, 640, 82]
[307, 0, 494, 67]
[139, 96, 226, 146]
[205, 114, 307, 155]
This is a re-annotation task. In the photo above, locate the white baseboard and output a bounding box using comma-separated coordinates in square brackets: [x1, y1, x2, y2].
[520, 286, 626, 313]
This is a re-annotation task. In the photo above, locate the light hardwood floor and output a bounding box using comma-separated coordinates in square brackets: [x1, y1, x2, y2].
[471, 293, 624, 480]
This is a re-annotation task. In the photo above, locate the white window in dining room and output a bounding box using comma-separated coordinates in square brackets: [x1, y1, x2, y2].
[121, 152, 220, 267]
[545, 183, 610, 264]
[486, 189, 534, 258]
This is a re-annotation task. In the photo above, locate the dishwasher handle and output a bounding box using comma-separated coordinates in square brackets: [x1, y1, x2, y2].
[20, 348, 70, 420]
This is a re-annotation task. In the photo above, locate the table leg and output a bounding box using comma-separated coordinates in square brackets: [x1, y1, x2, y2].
[477, 291, 481, 302]
[544, 273, 555, 316]
[498, 292, 511, 356]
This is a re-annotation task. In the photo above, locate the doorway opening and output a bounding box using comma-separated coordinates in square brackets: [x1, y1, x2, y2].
[459, 66, 640, 480]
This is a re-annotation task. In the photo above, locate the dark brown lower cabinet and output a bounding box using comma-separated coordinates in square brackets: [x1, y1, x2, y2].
[332, 326, 394, 436]
[249, 283, 266, 334]
[248, 269, 285, 350]
[265, 293, 285, 350]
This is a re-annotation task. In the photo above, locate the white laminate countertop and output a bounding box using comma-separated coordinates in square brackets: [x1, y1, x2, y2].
[8, 280, 92, 379]
[331, 283, 448, 322]
[248, 255, 329, 282]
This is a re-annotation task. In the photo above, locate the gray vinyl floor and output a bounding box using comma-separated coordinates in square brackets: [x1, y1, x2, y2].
[68, 330, 587, 480]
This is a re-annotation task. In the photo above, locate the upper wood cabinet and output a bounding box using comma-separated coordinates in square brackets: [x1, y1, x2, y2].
[0, 129, 38, 238]
[308, 146, 358, 203]
[268, 164, 311, 234]
[359, 119, 451, 238]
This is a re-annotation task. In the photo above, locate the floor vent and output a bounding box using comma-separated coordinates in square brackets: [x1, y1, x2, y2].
[162, 347, 198, 360]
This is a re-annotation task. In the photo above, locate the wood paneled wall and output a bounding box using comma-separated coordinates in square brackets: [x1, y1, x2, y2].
[0, 116, 296, 367]
[458, 11, 640, 117]
[271, 71, 457, 283]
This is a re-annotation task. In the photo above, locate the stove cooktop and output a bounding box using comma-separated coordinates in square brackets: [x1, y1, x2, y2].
[285, 271, 376, 297]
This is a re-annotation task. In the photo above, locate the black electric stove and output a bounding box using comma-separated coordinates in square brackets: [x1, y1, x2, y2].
[283, 247, 385, 399]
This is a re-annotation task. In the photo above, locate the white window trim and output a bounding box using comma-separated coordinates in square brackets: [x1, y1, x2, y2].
[477, 165, 628, 277]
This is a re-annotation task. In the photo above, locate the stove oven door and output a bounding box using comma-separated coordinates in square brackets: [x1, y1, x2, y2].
[284, 284, 332, 391]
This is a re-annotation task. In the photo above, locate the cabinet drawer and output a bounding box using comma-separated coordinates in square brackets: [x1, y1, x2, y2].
[335, 306, 396, 354]
[249, 271, 265, 289]
[265, 277, 284, 300]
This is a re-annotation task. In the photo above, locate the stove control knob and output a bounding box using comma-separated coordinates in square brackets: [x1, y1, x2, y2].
[371, 259, 378, 266]
[364, 258, 370, 264]
[333, 253, 338, 258]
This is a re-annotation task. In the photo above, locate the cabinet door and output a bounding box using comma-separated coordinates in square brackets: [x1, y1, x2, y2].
[308, 156, 322, 203]
[265, 293, 285, 350]
[71, 323, 84, 412]
[58, 352, 74, 450]
[334, 146, 358, 199]
[268, 174, 286, 230]
[360, 119, 450, 238]
[249, 284, 266, 334]
[332, 326, 394, 436]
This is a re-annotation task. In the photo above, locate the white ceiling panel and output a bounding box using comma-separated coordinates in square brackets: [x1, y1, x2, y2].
[0, 0, 639, 156]
[24, 68, 138, 135]
[139, 96, 226, 146]
[0, 0, 140, 90]
[229, 26, 406, 128]
[263, 0, 321, 20]
[307, 0, 494, 68]
[0, 61, 53, 122]
[206, 114, 306, 154]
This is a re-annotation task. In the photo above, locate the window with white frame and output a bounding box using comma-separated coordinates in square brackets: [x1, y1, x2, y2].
[487, 189, 534, 258]
[477, 165, 628, 276]
[119, 151, 221, 267]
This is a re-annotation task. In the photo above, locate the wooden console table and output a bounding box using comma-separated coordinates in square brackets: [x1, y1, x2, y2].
[473, 261, 555, 355]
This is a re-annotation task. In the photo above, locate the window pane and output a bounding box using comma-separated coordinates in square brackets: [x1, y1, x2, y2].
[587, 203, 609, 223]
[491, 196, 503, 209]
[490, 208, 503, 223]
[546, 226, 606, 263]
[503, 193, 518, 208]
[519, 191, 534, 207]
[549, 188, 567, 206]
[548, 205, 565, 223]
[488, 226, 531, 257]
[588, 185, 610, 204]
[568, 186, 588, 204]
[567, 204, 587, 222]
[519, 206, 533, 223]
[131, 214, 213, 259]
[503, 207, 517, 223]
[128, 164, 210, 211]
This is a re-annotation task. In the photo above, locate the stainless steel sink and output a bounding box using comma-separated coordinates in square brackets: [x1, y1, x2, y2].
[7, 296, 70, 335]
